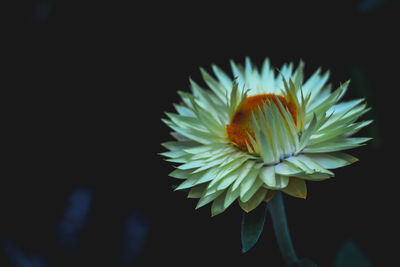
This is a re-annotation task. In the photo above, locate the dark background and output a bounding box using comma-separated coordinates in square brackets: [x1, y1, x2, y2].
[2, 0, 398, 266]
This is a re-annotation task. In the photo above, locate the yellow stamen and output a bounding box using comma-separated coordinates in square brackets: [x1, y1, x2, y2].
[226, 94, 297, 151]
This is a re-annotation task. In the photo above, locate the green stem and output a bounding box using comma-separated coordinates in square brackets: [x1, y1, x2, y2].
[268, 191, 299, 266]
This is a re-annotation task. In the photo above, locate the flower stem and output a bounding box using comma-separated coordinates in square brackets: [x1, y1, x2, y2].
[268, 191, 299, 266]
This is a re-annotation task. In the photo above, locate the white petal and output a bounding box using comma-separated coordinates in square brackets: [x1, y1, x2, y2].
[261, 58, 275, 92]
[303, 152, 358, 169]
[211, 191, 227, 216]
[200, 68, 227, 102]
[169, 168, 193, 179]
[239, 165, 262, 198]
[196, 190, 224, 209]
[303, 137, 371, 153]
[292, 172, 332, 181]
[238, 187, 268, 213]
[212, 64, 233, 92]
[274, 161, 303, 176]
[175, 171, 207, 190]
[224, 184, 240, 209]
[241, 178, 263, 202]
[232, 160, 257, 191]
[295, 154, 334, 176]
[161, 141, 199, 151]
[259, 166, 276, 187]
[188, 184, 207, 198]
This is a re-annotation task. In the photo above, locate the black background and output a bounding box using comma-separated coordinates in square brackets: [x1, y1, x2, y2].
[2, 1, 398, 266]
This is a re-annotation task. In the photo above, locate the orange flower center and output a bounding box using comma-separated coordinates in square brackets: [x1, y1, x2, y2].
[226, 94, 297, 151]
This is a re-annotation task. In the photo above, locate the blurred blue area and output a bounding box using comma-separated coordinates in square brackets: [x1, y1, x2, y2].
[1, 239, 48, 267]
[32, 1, 52, 24]
[334, 239, 373, 267]
[357, 0, 385, 13]
[120, 212, 150, 266]
[57, 187, 93, 249]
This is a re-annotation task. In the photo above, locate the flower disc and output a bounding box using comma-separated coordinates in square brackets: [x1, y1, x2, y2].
[226, 93, 298, 151]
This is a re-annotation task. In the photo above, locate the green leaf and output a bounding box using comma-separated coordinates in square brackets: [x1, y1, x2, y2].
[334, 239, 372, 267]
[241, 203, 268, 253]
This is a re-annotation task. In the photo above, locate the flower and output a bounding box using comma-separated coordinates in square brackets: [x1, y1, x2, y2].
[161, 57, 371, 216]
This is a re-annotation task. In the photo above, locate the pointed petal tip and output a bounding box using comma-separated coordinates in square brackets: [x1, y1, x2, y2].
[241, 245, 252, 253]
[302, 186, 308, 199]
[211, 210, 223, 217]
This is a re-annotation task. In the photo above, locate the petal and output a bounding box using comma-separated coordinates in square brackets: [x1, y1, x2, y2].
[303, 152, 359, 169]
[303, 137, 371, 153]
[298, 113, 317, 151]
[175, 171, 207, 190]
[161, 140, 199, 151]
[188, 184, 207, 198]
[224, 184, 241, 209]
[259, 166, 289, 189]
[232, 160, 257, 191]
[216, 159, 249, 191]
[159, 150, 188, 159]
[194, 167, 220, 185]
[211, 191, 228, 216]
[169, 168, 193, 179]
[285, 155, 334, 176]
[259, 166, 275, 186]
[239, 164, 263, 198]
[261, 58, 275, 91]
[212, 64, 233, 92]
[293, 172, 332, 181]
[200, 67, 227, 102]
[196, 190, 224, 209]
[239, 187, 268, 213]
[274, 161, 303, 176]
[241, 178, 263, 203]
[295, 154, 334, 176]
[207, 156, 248, 189]
[281, 178, 307, 199]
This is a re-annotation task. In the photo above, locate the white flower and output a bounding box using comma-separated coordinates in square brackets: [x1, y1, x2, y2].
[161, 57, 371, 216]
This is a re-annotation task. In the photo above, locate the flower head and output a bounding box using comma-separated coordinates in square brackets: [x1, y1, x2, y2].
[161, 58, 371, 216]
